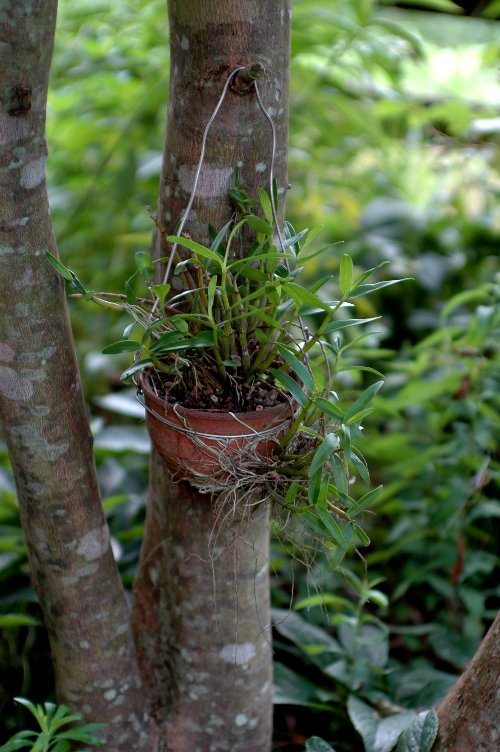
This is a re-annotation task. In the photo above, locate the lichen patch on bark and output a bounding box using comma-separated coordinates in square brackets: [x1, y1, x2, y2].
[0, 365, 33, 401]
[0, 342, 15, 362]
[20, 156, 46, 188]
[219, 642, 257, 665]
[74, 524, 111, 561]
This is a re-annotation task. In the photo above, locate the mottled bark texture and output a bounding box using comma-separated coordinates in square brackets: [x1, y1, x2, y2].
[0, 3, 149, 748]
[134, 456, 273, 751]
[132, 2, 291, 750]
[432, 611, 500, 752]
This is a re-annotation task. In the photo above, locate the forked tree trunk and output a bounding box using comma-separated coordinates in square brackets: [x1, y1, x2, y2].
[0, 2, 149, 749]
[132, 2, 291, 750]
[432, 611, 500, 752]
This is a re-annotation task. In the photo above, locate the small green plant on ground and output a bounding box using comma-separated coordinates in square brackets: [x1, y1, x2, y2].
[0, 697, 104, 752]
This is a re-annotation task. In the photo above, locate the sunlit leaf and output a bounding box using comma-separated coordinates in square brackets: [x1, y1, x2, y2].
[310, 433, 340, 477]
[339, 254, 353, 296]
[102, 340, 141, 354]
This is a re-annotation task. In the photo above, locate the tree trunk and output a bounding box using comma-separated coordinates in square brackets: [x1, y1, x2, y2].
[432, 611, 500, 752]
[0, 3, 149, 748]
[132, 2, 291, 750]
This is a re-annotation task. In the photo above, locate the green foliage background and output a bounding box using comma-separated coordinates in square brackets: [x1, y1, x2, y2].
[1, 0, 499, 750]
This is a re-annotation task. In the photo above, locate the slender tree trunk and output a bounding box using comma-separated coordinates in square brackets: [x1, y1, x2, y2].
[132, 2, 291, 750]
[432, 611, 500, 752]
[0, 3, 149, 748]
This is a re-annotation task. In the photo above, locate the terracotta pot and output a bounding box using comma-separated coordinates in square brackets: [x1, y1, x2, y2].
[139, 373, 291, 480]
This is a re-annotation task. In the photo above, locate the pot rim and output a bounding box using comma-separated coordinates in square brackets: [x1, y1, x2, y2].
[138, 371, 292, 438]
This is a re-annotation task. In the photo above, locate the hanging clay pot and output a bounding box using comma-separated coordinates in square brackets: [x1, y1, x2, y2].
[139, 373, 291, 480]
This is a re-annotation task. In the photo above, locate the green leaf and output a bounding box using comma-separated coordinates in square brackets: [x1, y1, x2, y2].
[339, 254, 353, 296]
[120, 359, 154, 381]
[315, 397, 345, 422]
[102, 340, 141, 355]
[0, 614, 42, 628]
[323, 317, 380, 334]
[374, 713, 420, 752]
[396, 711, 439, 752]
[273, 662, 328, 709]
[352, 523, 371, 547]
[210, 219, 232, 252]
[315, 507, 348, 549]
[349, 279, 409, 299]
[310, 433, 340, 477]
[188, 330, 215, 348]
[283, 230, 309, 253]
[351, 453, 370, 485]
[347, 696, 378, 752]
[146, 328, 183, 346]
[332, 453, 348, 496]
[273, 608, 342, 654]
[244, 214, 273, 234]
[269, 368, 309, 408]
[283, 283, 330, 312]
[276, 344, 315, 393]
[135, 251, 154, 281]
[337, 365, 384, 379]
[341, 424, 351, 463]
[149, 283, 171, 306]
[440, 285, 491, 321]
[150, 330, 214, 354]
[349, 485, 383, 517]
[207, 275, 217, 320]
[46, 251, 73, 281]
[257, 188, 274, 226]
[297, 224, 325, 255]
[343, 381, 384, 423]
[167, 235, 224, 266]
[306, 737, 337, 752]
[234, 264, 268, 282]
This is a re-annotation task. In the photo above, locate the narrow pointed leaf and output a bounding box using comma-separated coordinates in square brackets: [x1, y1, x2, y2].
[351, 452, 370, 485]
[46, 251, 74, 281]
[352, 523, 371, 547]
[269, 368, 308, 407]
[167, 235, 224, 266]
[339, 254, 353, 295]
[349, 485, 383, 516]
[332, 454, 348, 496]
[102, 340, 141, 355]
[349, 279, 409, 299]
[315, 397, 345, 422]
[323, 316, 380, 334]
[316, 506, 348, 549]
[284, 283, 330, 312]
[310, 433, 340, 477]
[258, 188, 274, 226]
[244, 214, 273, 234]
[120, 359, 154, 381]
[207, 275, 217, 319]
[343, 381, 384, 423]
[276, 344, 315, 393]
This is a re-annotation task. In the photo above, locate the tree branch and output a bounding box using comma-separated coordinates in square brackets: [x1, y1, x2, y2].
[0, 2, 150, 748]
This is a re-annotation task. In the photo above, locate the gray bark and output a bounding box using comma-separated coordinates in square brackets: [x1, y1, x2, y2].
[132, 2, 291, 750]
[0, 2, 150, 748]
[432, 611, 500, 752]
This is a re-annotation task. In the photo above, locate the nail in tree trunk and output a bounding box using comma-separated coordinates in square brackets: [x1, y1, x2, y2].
[0, 2, 149, 748]
[132, 2, 291, 750]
